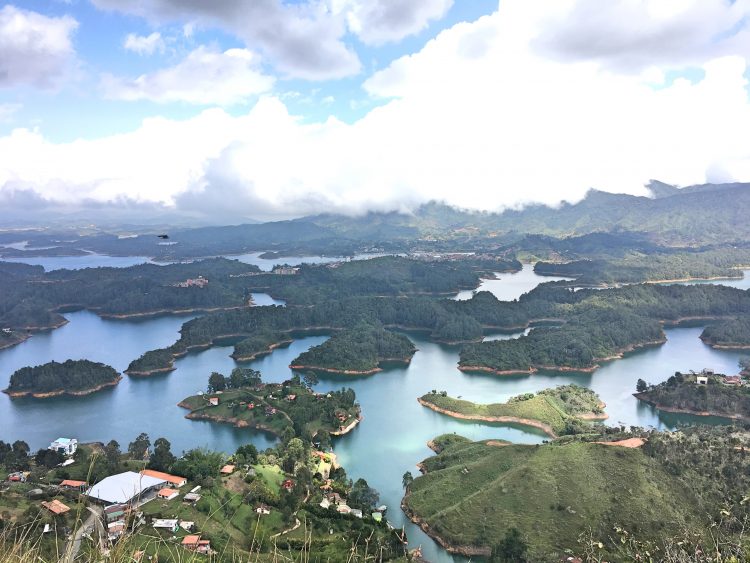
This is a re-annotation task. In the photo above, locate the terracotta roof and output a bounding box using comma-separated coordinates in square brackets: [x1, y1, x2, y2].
[220, 464, 235, 474]
[60, 479, 87, 487]
[140, 469, 186, 486]
[42, 499, 71, 515]
[157, 488, 178, 498]
[182, 535, 201, 546]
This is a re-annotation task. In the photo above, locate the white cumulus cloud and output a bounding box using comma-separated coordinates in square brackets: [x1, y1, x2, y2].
[0, 5, 78, 89]
[2, 0, 750, 221]
[334, 0, 453, 45]
[101, 46, 274, 105]
[123, 31, 165, 55]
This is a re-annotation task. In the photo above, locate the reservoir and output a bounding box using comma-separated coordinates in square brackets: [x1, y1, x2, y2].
[0, 267, 747, 561]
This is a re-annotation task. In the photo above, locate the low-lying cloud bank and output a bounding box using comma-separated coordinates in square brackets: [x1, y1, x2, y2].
[1, 0, 749, 224]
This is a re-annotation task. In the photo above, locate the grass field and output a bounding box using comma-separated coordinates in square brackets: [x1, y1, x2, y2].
[420, 385, 605, 435]
[405, 438, 704, 559]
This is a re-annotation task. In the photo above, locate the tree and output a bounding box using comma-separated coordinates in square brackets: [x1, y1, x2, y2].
[128, 433, 151, 460]
[229, 367, 261, 389]
[492, 528, 528, 563]
[148, 437, 176, 472]
[636, 378, 648, 393]
[235, 444, 258, 465]
[349, 478, 379, 509]
[402, 471, 414, 490]
[35, 448, 64, 469]
[104, 440, 121, 469]
[12, 440, 29, 458]
[171, 448, 223, 482]
[208, 372, 226, 393]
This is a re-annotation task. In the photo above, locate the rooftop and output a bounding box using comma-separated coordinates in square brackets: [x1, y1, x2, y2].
[140, 469, 187, 486]
[86, 471, 166, 505]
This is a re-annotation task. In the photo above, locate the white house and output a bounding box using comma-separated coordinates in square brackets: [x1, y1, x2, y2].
[49, 438, 78, 456]
[153, 519, 179, 532]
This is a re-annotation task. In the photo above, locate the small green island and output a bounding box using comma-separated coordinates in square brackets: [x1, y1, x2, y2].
[419, 385, 606, 437]
[290, 325, 416, 374]
[178, 368, 362, 437]
[3, 359, 122, 398]
[635, 371, 750, 420]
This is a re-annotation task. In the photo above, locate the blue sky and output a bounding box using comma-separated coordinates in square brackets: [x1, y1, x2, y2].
[2, 0, 498, 142]
[1, 0, 749, 223]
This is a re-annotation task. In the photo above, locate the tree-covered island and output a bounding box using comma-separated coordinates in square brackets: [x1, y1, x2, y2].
[290, 325, 416, 374]
[3, 359, 122, 398]
[635, 371, 750, 421]
[419, 385, 606, 437]
[178, 369, 362, 438]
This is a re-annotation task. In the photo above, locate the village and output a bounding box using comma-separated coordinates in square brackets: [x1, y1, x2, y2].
[0, 420, 402, 560]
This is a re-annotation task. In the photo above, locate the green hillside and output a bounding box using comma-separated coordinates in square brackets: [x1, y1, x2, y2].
[404, 438, 702, 559]
[419, 385, 605, 436]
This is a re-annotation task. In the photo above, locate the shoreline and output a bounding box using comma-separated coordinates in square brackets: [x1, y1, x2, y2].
[401, 498, 491, 558]
[3, 376, 122, 399]
[634, 393, 750, 422]
[124, 366, 176, 377]
[231, 339, 294, 361]
[330, 416, 363, 436]
[458, 338, 667, 375]
[177, 400, 283, 436]
[417, 397, 558, 438]
[289, 357, 412, 375]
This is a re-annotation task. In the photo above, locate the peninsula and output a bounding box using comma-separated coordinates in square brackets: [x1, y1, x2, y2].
[178, 370, 361, 437]
[635, 371, 750, 421]
[418, 385, 606, 437]
[4, 359, 122, 398]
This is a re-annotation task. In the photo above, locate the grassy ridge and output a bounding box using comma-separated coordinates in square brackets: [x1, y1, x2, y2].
[404, 439, 702, 558]
[419, 385, 605, 435]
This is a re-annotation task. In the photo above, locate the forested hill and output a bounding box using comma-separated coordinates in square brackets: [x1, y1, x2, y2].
[4, 359, 121, 397]
[302, 181, 750, 245]
[291, 325, 416, 373]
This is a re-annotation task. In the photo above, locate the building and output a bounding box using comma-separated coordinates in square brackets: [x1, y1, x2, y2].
[725, 375, 743, 385]
[41, 500, 71, 515]
[696, 375, 708, 385]
[272, 266, 298, 275]
[153, 519, 179, 532]
[140, 469, 187, 488]
[182, 535, 211, 554]
[157, 488, 179, 501]
[350, 509, 363, 518]
[180, 521, 195, 531]
[60, 479, 87, 491]
[255, 504, 271, 515]
[281, 479, 294, 491]
[7, 471, 28, 482]
[220, 464, 235, 475]
[183, 492, 202, 503]
[104, 504, 127, 523]
[337, 504, 352, 514]
[86, 471, 166, 505]
[209, 397, 219, 406]
[49, 438, 78, 456]
[319, 498, 331, 509]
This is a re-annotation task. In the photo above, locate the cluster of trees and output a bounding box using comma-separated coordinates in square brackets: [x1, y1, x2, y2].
[208, 367, 262, 393]
[534, 246, 750, 285]
[5, 359, 120, 394]
[292, 324, 416, 372]
[0, 258, 260, 330]
[0, 440, 30, 471]
[701, 316, 750, 347]
[231, 329, 290, 360]
[636, 372, 750, 419]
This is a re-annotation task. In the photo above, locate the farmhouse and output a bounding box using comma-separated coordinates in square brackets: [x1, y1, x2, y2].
[140, 469, 187, 488]
[41, 499, 71, 515]
[157, 488, 179, 501]
[59, 479, 87, 491]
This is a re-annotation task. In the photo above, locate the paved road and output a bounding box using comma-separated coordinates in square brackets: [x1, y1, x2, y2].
[64, 505, 102, 562]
